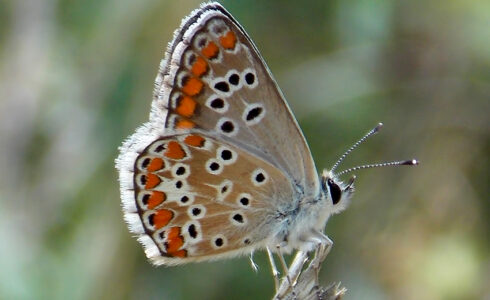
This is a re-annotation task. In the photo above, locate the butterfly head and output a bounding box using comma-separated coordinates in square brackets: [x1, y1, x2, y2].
[321, 170, 355, 214]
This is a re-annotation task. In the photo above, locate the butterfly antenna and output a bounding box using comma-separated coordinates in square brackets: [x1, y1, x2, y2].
[336, 159, 419, 177]
[330, 122, 384, 173]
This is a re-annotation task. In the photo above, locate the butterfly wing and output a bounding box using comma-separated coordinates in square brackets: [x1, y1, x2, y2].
[117, 3, 320, 264]
[152, 2, 319, 194]
[120, 132, 295, 264]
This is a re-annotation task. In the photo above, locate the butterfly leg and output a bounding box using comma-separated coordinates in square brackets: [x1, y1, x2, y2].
[307, 231, 333, 286]
[274, 244, 301, 299]
[267, 247, 280, 291]
[310, 232, 333, 269]
[276, 245, 294, 285]
[249, 251, 259, 272]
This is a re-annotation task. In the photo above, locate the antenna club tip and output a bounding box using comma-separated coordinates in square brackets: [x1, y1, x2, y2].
[403, 159, 419, 166]
[374, 122, 384, 132]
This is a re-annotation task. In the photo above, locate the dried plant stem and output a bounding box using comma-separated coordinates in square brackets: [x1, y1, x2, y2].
[272, 251, 346, 300]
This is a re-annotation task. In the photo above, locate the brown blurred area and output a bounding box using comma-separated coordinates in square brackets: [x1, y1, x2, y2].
[0, 0, 488, 299]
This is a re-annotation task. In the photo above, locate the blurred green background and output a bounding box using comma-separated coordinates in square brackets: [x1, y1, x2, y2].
[0, 0, 488, 299]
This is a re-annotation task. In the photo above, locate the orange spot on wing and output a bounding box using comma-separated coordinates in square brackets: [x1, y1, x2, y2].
[191, 57, 208, 77]
[167, 227, 180, 239]
[147, 191, 166, 209]
[164, 141, 186, 159]
[184, 134, 205, 147]
[176, 119, 195, 129]
[169, 249, 187, 258]
[145, 174, 161, 189]
[182, 77, 203, 96]
[147, 158, 165, 172]
[220, 31, 237, 50]
[201, 41, 219, 59]
[154, 209, 173, 229]
[176, 96, 197, 118]
[166, 227, 184, 253]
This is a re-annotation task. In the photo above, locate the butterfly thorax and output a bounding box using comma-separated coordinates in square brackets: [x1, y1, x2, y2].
[266, 171, 354, 253]
[267, 195, 328, 253]
[286, 175, 353, 250]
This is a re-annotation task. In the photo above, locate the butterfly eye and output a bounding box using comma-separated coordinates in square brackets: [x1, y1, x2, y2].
[327, 179, 342, 205]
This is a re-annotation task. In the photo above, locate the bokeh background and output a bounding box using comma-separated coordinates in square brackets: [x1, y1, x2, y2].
[1, 0, 488, 299]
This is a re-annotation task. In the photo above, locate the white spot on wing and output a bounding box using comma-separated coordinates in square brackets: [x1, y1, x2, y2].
[208, 19, 228, 38]
[176, 71, 191, 90]
[216, 146, 237, 165]
[183, 49, 197, 70]
[177, 193, 194, 206]
[205, 158, 223, 175]
[193, 32, 209, 51]
[242, 68, 258, 89]
[216, 117, 238, 137]
[211, 234, 227, 249]
[224, 69, 243, 91]
[229, 211, 247, 226]
[172, 163, 190, 178]
[242, 103, 265, 126]
[182, 221, 202, 242]
[205, 95, 229, 113]
[237, 193, 252, 208]
[216, 179, 233, 201]
[251, 168, 268, 186]
[187, 204, 206, 219]
[170, 91, 182, 109]
[141, 210, 157, 231]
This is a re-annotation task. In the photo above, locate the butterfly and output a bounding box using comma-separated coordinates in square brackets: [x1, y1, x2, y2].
[115, 2, 417, 272]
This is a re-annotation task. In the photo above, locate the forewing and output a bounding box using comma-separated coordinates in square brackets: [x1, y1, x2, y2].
[151, 3, 319, 196]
